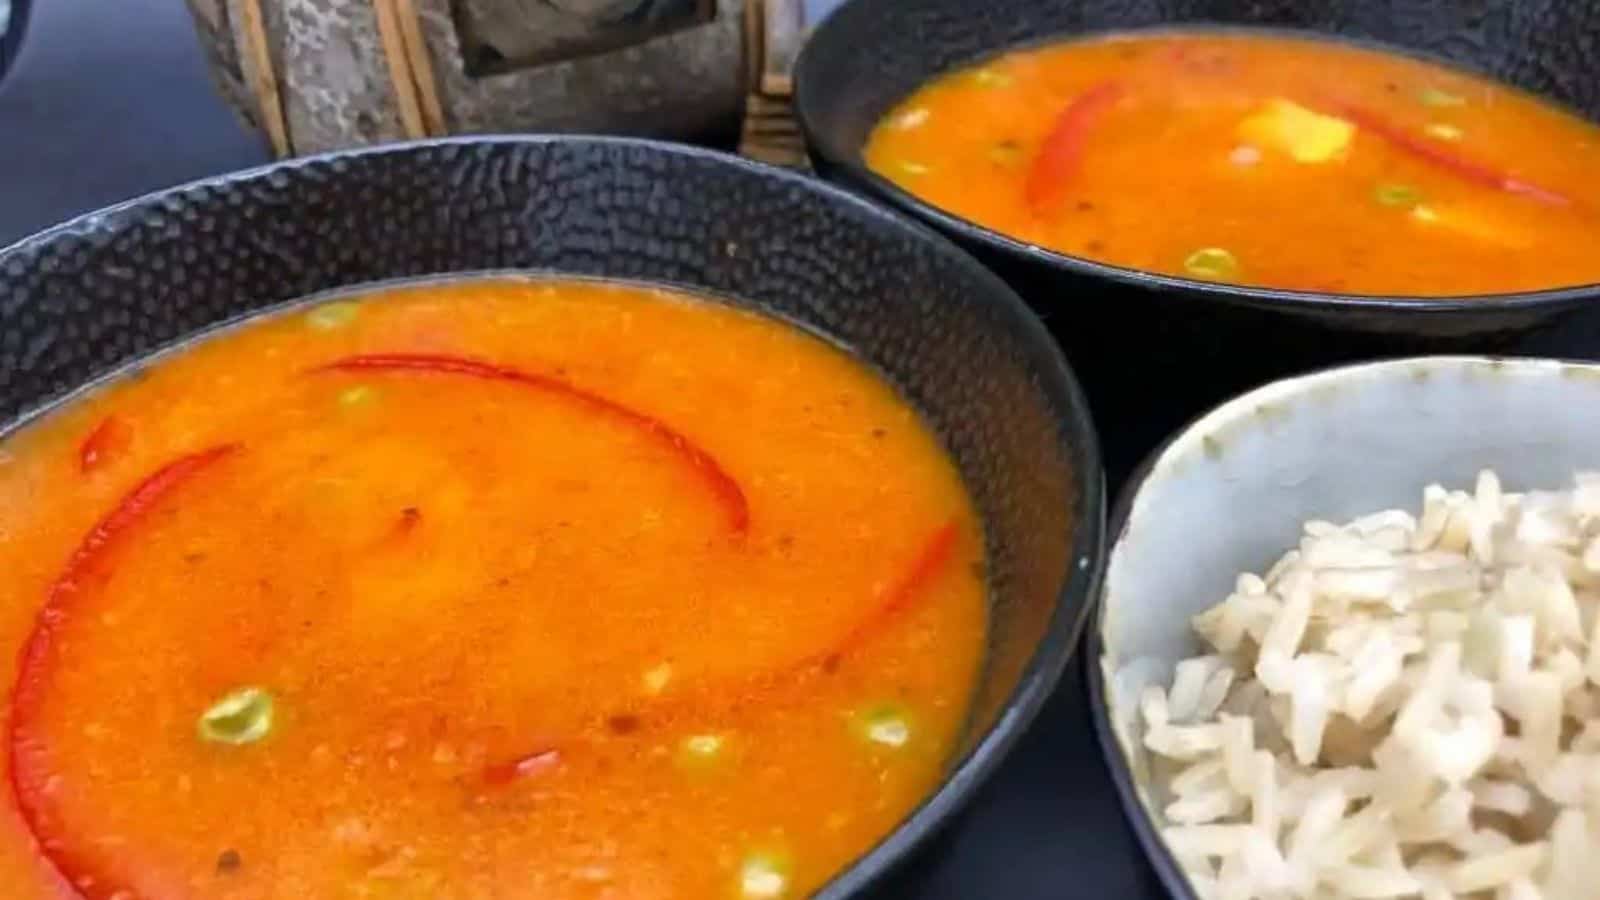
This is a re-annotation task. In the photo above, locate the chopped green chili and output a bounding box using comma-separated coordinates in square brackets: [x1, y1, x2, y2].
[198, 687, 275, 745]
[854, 704, 913, 749]
[1183, 247, 1239, 281]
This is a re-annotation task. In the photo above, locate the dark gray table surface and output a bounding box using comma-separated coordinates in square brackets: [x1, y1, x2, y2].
[0, 2, 1167, 897]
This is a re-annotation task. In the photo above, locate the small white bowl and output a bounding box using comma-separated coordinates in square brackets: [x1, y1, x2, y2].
[1086, 355, 1600, 899]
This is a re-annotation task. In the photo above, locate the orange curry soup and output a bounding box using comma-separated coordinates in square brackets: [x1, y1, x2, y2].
[0, 279, 987, 899]
[865, 31, 1600, 296]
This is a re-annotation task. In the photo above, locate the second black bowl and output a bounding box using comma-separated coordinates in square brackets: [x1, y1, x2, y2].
[794, 0, 1600, 484]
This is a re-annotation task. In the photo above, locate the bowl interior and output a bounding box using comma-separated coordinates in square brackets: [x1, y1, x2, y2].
[795, 0, 1600, 310]
[1093, 355, 1600, 898]
[0, 136, 1104, 897]
[798, 0, 1600, 186]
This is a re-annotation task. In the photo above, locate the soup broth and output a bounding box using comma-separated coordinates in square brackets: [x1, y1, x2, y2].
[865, 30, 1600, 296]
[0, 279, 987, 899]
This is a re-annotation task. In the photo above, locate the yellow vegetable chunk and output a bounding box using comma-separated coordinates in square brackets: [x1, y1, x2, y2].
[1237, 98, 1356, 164]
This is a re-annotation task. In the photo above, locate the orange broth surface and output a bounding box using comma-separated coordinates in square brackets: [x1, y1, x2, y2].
[865, 30, 1600, 296]
[0, 278, 988, 899]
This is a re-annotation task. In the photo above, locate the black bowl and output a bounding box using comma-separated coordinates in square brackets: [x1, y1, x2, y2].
[0, 136, 1105, 898]
[793, 0, 1600, 486]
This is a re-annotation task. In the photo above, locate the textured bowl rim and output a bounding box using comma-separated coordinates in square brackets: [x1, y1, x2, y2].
[792, 8, 1600, 315]
[1083, 353, 1596, 900]
[0, 134, 1109, 899]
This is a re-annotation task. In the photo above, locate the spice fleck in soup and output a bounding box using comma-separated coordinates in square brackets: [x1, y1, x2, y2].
[0, 279, 987, 899]
[865, 31, 1600, 296]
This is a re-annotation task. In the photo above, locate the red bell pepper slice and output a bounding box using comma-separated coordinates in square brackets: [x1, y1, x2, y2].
[1025, 82, 1125, 216]
[558, 519, 964, 768]
[10, 443, 240, 898]
[313, 354, 750, 536]
[440, 519, 963, 796]
[817, 519, 961, 665]
[1329, 102, 1572, 207]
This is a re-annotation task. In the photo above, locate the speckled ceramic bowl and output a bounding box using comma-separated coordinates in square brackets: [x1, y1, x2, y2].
[0, 136, 1105, 898]
[1087, 354, 1600, 899]
[794, 0, 1600, 485]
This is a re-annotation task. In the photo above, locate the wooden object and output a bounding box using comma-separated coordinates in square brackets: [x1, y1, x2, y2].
[185, 0, 749, 155]
[736, 0, 806, 168]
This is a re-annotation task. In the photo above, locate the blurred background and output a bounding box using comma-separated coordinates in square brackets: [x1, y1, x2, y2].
[0, 0, 843, 246]
[0, 0, 17, 81]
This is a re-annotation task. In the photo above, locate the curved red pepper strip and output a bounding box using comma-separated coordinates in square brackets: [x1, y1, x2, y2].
[809, 519, 961, 667]
[77, 416, 133, 474]
[1025, 82, 1125, 216]
[313, 354, 749, 536]
[1326, 101, 1573, 207]
[488, 522, 961, 788]
[10, 443, 241, 898]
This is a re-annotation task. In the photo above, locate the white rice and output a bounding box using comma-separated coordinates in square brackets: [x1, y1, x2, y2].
[1134, 471, 1600, 900]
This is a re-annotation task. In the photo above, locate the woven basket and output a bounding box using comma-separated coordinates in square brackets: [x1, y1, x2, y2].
[184, 0, 807, 167]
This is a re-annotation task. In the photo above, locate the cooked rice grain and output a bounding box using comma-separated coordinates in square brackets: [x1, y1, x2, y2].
[1132, 471, 1600, 899]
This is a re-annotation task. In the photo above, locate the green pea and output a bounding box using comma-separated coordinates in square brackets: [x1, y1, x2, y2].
[306, 301, 359, 331]
[1183, 248, 1239, 281]
[1418, 87, 1466, 108]
[198, 687, 274, 746]
[1375, 183, 1424, 208]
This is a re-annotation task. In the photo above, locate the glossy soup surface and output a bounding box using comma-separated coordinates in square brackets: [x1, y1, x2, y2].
[0, 279, 988, 899]
[865, 31, 1600, 296]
